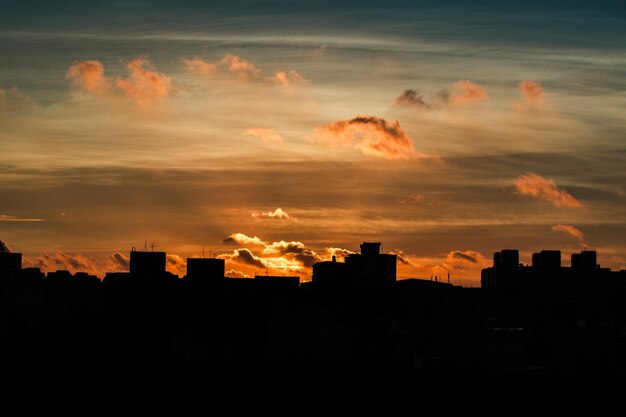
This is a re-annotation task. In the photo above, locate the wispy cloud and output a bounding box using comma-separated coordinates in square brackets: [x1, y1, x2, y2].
[183, 54, 305, 86]
[515, 173, 582, 208]
[552, 224, 584, 240]
[0, 214, 45, 222]
[223, 233, 267, 246]
[251, 208, 295, 220]
[315, 115, 424, 160]
[242, 127, 283, 143]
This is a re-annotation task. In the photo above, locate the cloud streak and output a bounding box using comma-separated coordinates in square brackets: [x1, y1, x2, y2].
[515, 173, 582, 208]
[552, 224, 584, 240]
[315, 115, 423, 160]
[0, 214, 45, 222]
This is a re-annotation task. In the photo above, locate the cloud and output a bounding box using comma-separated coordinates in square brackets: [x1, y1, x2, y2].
[166, 253, 186, 276]
[242, 127, 284, 143]
[315, 115, 423, 160]
[67, 58, 172, 105]
[29, 251, 100, 275]
[223, 233, 266, 246]
[184, 54, 305, 85]
[448, 250, 479, 264]
[0, 86, 37, 113]
[325, 247, 354, 261]
[514, 173, 582, 208]
[221, 54, 262, 80]
[0, 214, 45, 222]
[106, 252, 130, 271]
[263, 240, 322, 268]
[394, 89, 428, 108]
[552, 224, 584, 240]
[182, 57, 217, 75]
[226, 269, 249, 278]
[396, 194, 426, 205]
[273, 70, 305, 86]
[251, 208, 295, 220]
[115, 58, 172, 105]
[389, 249, 415, 266]
[218, 248, 267, 270]
[520, 80, 545, 103]
[0, 240, 11, 253]
[443, 80, 488, 105]
[66, 60, 109, 93]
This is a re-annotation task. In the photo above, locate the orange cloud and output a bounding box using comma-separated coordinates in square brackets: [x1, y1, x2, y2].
[273, 70, 305, 86]
[0, 214, 44, 222]
[315, 115, 423, 160]
[396, 194, 426, 205]
[251, 208, 295, 220]
[552, 224, 584, 240]
[242, 127, 284, 143]
[218, 248, 267, 269]
[325, 247, 354, 261]
[515, 173, 582, 208]
[520, 80, 545, 103]
[27, 251, 100, 275]
[166, 253, 186, 276]
[184, 54, 305, 86]
[115, 58, 172, 105]
[182, 57, 216, 75]
[225, 269, 249, 278]
[66, 60, 109, 93]
[223, 233, 267, 246]
[448, 80, 488, 105]
[106, 252, 130, 272]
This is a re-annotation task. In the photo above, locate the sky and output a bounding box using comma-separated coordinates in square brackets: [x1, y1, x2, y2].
[1, 0, 625, 284]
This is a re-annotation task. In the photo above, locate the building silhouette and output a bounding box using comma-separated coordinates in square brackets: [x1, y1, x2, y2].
[1, 240, 625, 375]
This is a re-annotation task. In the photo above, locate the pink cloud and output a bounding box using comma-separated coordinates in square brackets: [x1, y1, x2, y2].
[315, 115, 423, 160]
[520, 80, 545, 103]
[515, 173, 582, 208]
[448, 80, 488, 104]
[552, 224, 584, 240]
[114, 58, 172, 105]
[182, 57, 216, 75]
[242, 127, 284, 143]
[66, 60, 109, 93]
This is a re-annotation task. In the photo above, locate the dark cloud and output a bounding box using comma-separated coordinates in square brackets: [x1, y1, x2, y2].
[394, 89, 428, 108]
[107, 252, 129, 271]
[389, 249, 414, 266]
[219, 248, 267, 269]
[449, 251, 478, 263]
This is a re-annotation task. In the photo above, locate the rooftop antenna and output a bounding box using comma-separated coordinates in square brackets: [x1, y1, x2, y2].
[150, 242, 157, 251]
[202, 246, 205, 258]
[448, 273, 450, 284]
[144, 239, 148, 251]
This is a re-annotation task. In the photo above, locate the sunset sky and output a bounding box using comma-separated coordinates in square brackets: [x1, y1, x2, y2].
[1, 1, 625, 284]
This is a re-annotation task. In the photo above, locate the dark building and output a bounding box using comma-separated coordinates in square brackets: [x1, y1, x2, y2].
[571, 250, 597, 270]
[532, 250, 561, 269]
[186, 258, 225, 281]
[0, 252, 22, 273]
[254, 274, 300, 290]
[312, 256, 348, 287]
[345, 242, 397, 285]
[129, 249, 166, 277]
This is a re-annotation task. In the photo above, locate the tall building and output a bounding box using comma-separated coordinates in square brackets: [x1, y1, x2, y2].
[186, 258, 225, 281]
[345, 242, 396, 285]
[130, 250, 166, 277]
[0, 251, 21, 273]
[312, 256, 348, 287]
[571, 250, 597, 270]
[532, 250, 561, 269]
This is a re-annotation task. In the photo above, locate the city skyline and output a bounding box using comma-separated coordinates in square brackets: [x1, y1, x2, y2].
[1, 1, 625, 284]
